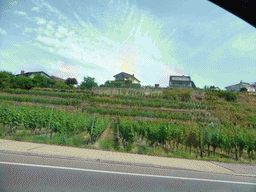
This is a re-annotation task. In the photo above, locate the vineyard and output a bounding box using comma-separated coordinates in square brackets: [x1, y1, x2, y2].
[0, 88, 256, 164]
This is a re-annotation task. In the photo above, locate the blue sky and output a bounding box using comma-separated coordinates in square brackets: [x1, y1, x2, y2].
[0, 0, 255, 89]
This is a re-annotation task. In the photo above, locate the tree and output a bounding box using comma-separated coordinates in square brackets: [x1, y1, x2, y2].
[65, 78, 78, 86]
[14, 76, 34, 90]
[0, 70, 15, 90]
[240, 87, 247, 92]
[80, 76, 98, 90]
[55, 81, 68, 90]
[32, 74, 52, 88]
[68, 84, 75, 89]
[191, 81, 196, 89]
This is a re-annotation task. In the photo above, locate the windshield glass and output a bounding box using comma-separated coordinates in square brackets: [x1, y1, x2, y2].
[1, 0, 255, 89]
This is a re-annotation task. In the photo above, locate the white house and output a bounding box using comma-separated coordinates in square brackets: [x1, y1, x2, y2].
[16, 70, 65, 82]
[225, 81, 255, 92]
[169, 75, 193, 88]
[113, 72, 140, 84]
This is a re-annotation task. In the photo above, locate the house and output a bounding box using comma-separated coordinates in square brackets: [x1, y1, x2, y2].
[225, 81, 255, 92]
[113, 72, 140, 84]
[16, 70, 65, 82]
[16, 70, 52, 79]
[169, 75, 193, 88]
[250, 82, 256, 88]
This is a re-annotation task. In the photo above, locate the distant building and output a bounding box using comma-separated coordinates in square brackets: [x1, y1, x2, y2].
[51, 75, 65, 82]
[16, 70, 65, 82]
[250, 82, 256, 88]
[16, 70, 52, 79]
[113, 72, 140, 84]
[225, 81, 255, 92]
[169, 75, 192, 88]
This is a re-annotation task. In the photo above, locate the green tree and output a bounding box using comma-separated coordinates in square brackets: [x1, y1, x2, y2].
[55, 81, 68, 91]
[14, 76, 34, 90]
[191, 81, 196, 89]
[0, 70, 15, 90]
[80, 76, 98, 90]
[65, 78, 78, 86]
[68, 84, 75, 89]
[240, 87, 247, 92]
[32, 74, 52, 88]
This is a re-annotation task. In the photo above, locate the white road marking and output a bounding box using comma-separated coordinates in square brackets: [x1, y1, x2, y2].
[0, 161, 255, 185]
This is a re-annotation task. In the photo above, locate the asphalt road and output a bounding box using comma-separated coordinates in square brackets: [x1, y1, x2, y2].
[0, 152, 256, 192]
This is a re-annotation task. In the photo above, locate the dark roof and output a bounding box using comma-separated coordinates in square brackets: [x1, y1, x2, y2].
[170, 80, 192, 83]
[170, 75, 191, 82]
[51, 75, 65, 81]
[16, 71, 52, 79]
[113, 72, 140, 82]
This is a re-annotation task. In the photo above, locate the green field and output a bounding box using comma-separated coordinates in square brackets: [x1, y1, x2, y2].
[0, 87, 256, 164]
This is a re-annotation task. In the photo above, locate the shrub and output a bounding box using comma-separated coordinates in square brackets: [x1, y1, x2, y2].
[178, 89, 192, 101]
[225, 91, 238, 102]
[162, 89, 178, 100]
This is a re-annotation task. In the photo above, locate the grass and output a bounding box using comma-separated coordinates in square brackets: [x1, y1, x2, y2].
[1, 88, 256, 164]
[1, 123, 256, 164]
[98, 138, 115, 150]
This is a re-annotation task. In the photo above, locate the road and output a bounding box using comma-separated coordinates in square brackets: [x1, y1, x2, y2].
[0, 152, 256, 191]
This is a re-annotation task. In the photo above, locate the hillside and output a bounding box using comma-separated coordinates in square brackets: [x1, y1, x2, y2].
[0, 87, 255, 164]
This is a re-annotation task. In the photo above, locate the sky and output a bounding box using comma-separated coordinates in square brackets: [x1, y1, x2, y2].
[0, 0, 255, 89]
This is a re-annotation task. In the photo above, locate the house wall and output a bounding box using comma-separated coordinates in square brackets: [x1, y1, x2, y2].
[169, 81, 192, 87]
[172, 77, 191, 81]
[114, 74, 140, 84]
[27, 72, 51, 79]
[226, 83, 250, 92]
[245, 86, 255, 92]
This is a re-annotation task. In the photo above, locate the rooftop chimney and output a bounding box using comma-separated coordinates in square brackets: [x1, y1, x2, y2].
[21, 70, 25, 74]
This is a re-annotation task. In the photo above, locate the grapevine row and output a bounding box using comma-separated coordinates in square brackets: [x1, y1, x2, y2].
[0, 94, 81, 106]
[84, 107, 191, 120]
[2, 88, 82, 99]
[117, 118, 256, 160]
[91, 96, 208, 110]
[0, 104, 109, 144]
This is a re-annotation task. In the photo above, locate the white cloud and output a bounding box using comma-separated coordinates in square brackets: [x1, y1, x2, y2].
[48, 21, 56, 26]
[46, 24, 54, 30]
[231, 32, 256, 57]
[37, 36, 62, 48]
[36, 17, 46, 25]
[49, 48, 55, 52]
[42, 1, 69, 21]
[55, 32, 63, 38]
[57, 26, 68, 34]
[32, 7, 39, 11]
[22, 28, 34, 36]
[15, 11, 27, 15]
[0, 28, 7, 35]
